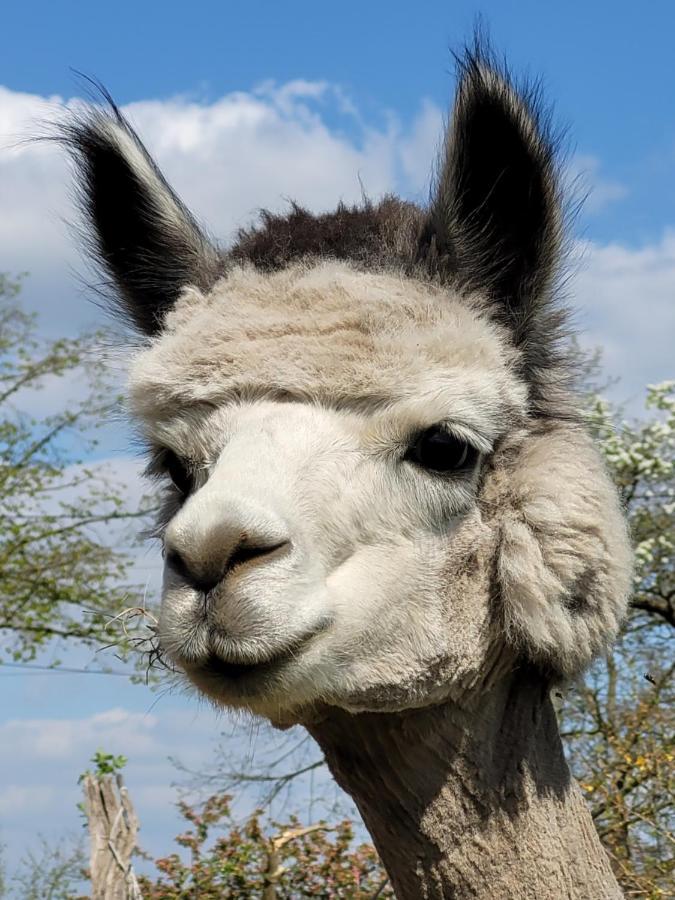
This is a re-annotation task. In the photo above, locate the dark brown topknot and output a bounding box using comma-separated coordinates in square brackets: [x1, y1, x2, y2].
[230, 197, 425, 275]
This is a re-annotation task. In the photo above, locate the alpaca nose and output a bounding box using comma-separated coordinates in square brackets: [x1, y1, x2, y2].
[165, 535, 291, 595]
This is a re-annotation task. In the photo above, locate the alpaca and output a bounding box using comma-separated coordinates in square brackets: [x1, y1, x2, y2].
[63, 48, 633, 899]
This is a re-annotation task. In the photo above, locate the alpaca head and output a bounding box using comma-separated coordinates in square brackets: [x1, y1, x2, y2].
[66, 52, 632, 725]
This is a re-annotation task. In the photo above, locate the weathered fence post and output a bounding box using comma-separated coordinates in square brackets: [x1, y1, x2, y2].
[82, 772, 142, 899]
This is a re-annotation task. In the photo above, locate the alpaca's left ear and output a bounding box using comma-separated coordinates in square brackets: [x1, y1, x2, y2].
[64, 106, 221, 335]
[421, 51, 562, 353]
[484, 426, 633, 678]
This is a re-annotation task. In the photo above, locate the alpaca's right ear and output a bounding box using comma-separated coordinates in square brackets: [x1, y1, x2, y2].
[419, 47, 564, 392]
[64, 106, 221, 334]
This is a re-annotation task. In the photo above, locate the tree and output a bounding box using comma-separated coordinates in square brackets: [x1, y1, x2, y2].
[7, 837, 87, 900]
[557, 381, 675, 896]
[588, 382, 674, 628]
[137, 792, 392, 899]
[0, 273, 152, 665]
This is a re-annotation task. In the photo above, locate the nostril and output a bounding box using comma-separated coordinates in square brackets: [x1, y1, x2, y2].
[165, 548, 190, 581]
[165, 548, 221, 595]
[226, 539, 291, 573]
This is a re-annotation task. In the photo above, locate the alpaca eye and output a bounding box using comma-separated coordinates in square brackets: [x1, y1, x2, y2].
[164, 451, 194, 495]
[405, 427, 478, 473]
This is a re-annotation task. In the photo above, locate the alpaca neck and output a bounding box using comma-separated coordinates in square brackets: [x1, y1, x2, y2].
[308, 666, 621, 900]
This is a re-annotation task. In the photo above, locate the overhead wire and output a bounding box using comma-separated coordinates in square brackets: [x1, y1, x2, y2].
[0, 661, 134, 676]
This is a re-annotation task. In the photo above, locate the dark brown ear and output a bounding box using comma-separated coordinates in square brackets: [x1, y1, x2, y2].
[64, 102, 221, 334]
[420, 49, 565, 386]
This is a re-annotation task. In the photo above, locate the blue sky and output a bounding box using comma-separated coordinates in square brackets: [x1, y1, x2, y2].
[1, 0, 674, 887]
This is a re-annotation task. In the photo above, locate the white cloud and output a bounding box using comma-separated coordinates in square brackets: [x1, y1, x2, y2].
[0, 707, 159, 761]
[0, 785, 58, 816]
[121, 85, 398, 237]
[0, 88, 79, 319]
[571, 232, 675, 405]
[0, 80, 438, 336]
[398, 98, 445, 200]
[566, 153, 628, 214]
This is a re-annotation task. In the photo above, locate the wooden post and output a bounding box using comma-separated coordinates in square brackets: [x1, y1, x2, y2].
[82, 772, 143, 900]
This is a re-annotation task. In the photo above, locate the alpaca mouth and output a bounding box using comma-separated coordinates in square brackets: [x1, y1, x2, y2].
[192, 620, 331, 683]
[200, 651, 286, 681]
